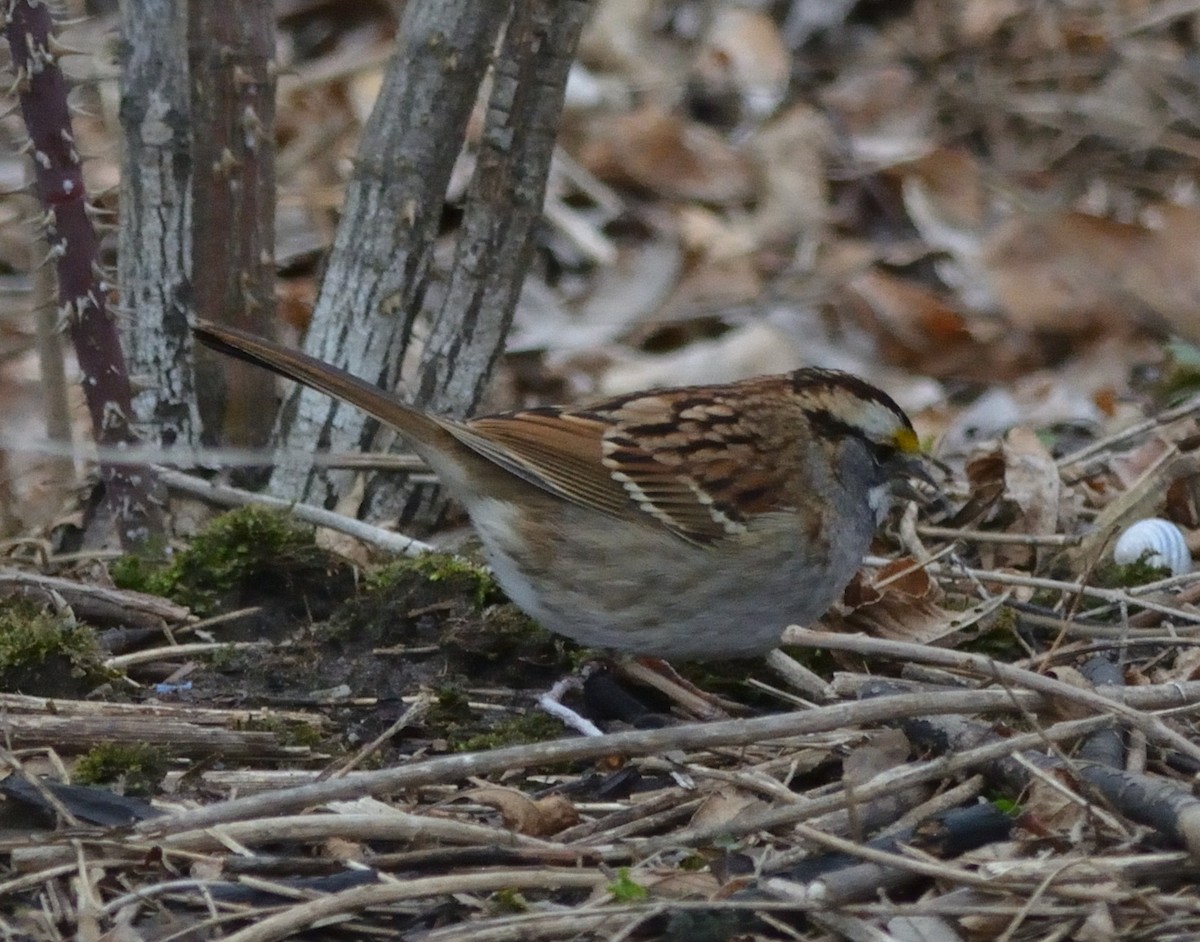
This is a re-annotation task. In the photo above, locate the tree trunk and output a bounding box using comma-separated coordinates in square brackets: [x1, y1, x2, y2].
[364, 0, 592, 526]
[118, 0, 199, 452]
[268, 0, 507, 513]
[188, 0, 277, 454]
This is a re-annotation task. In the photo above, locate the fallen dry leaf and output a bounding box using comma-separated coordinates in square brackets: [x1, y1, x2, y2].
[597, 322, 801, 396]
[1042, 665, 1097, 722]
[734, 104, 831, 256]
[997, 426, 1061, 567]
[578, 104, 755, 204]
[981, 212, 1142, 334]
[469, 787, 580, 837]
[1123, 202, 1200, 344]
[844, 268, 987, 377]
[832, 558, 949, 643]
[843, 728, 910, 786]
[687, 7, 790, 129]
[639, 868, 724, 900]
[688, 785, 769, 833]
[820, 61, 934, 165]
[1021, 767, 1087, 836]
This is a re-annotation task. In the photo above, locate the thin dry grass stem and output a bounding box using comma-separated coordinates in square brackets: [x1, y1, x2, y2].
[100, 878, 250, 918]
[862, 543, 958, 590]
[793, 821, 994, 890]
[677, 761, 803, 803]
[568, 795, 706, 845]
[763, 648, 834, 702]
[647, 715, 1114, 851]
[838, 666, 1200, 712]
[160, 811, 559, 855]
[917, 525, 1082, 546]
[851, 898, 1081, 919]
[0, 435, 429, 474]
[158, 468, 435, 556]
[744, 675, 821, 709]
[215, 870, 609, 942]
[997, 864, 1085, 942]
[1010, 610, 1200, 641]
[1007, 752, 1129, 837]
[320, 694, 433, 780]
[923, 562, 1200, 624]
[0, 713, 319, 761]
[978, 851, 1196, 883]
[1080, 571, 1200, 620]
[415, 903, 768, 942]
[177, 606, 261, 636]
[127, 690, 1044, 839]
[103, 640, 275, 670]
[0, 566, 192, 625]
[551, 788, 689, 844]
[1056, 392, 1200, 470]
[878, 774, 987, 838]
[0, 691, 322, 726]
[782, 629, 1200, 764]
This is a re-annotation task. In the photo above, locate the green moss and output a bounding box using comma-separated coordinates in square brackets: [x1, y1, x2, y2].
[607, 869, 649, 902]
[205, 643, 245, 671]
[425, 685, 474, 731]
[423, 684, 567, 753]
[963, 626, 1025, 660]
[992, 604, 1018, 634]
[241, 714, 326, 749]
[443, 605, 569, 670]
[109, 554, 171, 598]
[370, 553, 502, 610]
[488, 889, 530, 914]
[991, 796, 1021, 815]
[74, 743, 168, 796]
[110, 506, 332, 615]
[0, 598, 113, 696]
[452, 709, 563, 753]
[1095, 555, 1172, 589]
[341, 554, 573, 685]
[1156, 340, 1200, 405]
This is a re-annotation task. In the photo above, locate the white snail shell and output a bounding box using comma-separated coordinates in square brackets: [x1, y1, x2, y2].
[1113, 518, 1191, 576]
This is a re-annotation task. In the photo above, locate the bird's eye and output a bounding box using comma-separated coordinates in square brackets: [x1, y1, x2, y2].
[870, 442, 899, 467]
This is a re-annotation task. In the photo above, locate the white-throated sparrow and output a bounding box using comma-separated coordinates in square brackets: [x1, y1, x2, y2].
[193, 321, 925, 660]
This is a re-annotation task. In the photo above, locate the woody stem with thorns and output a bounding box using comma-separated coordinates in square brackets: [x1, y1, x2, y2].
[2, 0, 163, 548]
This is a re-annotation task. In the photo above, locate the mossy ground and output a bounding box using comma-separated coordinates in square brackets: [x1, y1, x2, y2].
[111, 506, 355, 619]
[0, 597, 114, 697]
[73, 743, 168, 797]
[103, 510, 786, 760]
[136, 537, 580, 756]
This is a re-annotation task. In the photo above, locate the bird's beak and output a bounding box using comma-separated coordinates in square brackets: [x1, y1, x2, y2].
[891, 454, 938, 503]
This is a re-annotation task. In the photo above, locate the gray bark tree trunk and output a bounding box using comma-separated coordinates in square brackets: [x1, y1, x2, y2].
[269, 0, 589, 534]
[267, 0, 507, 512]
[364, 0, 592, 526]
[118, 0, 199, 452]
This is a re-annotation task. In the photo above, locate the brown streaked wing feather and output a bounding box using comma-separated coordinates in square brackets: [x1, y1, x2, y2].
[447, 382, 803, 546]
[446, 410, 640, 522]
[602, 386, 803, 543]
[598, 430, 739, 543]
